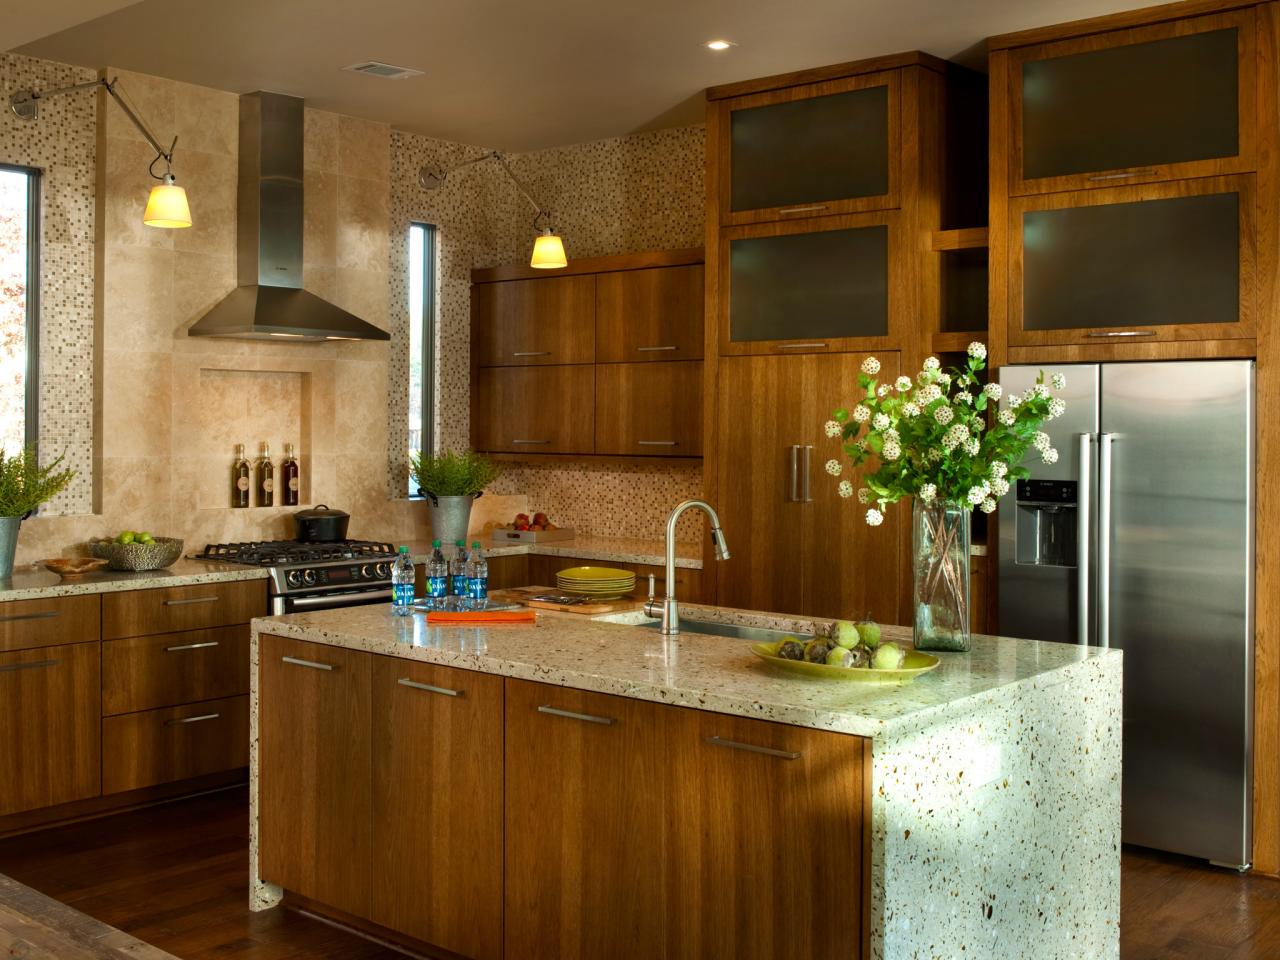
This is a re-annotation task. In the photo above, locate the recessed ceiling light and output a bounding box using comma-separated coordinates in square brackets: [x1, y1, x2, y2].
[704, 39, 736, 51]
[343, 61, 424, 80]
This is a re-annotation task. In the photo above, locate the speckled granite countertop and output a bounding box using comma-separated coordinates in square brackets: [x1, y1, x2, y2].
[407, 534, 702, 569]
[0, 558, 267, 602]
[251, 603, 1119, 739]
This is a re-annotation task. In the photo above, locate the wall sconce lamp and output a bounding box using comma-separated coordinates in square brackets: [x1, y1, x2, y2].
[419, 151, 566, 269]
[9, 76, 192, 229]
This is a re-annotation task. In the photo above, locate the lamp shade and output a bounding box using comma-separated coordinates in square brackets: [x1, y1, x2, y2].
[143, 182, 192, 228]
[530, 231, 567, 269]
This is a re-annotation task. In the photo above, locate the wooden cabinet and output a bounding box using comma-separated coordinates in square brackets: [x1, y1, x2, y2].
[472, 275, 596, 367]
[0, 642, 100, 817]
[595, 361, 702, 456]
[715, 353, 901, 620]
[473, 365, 596, 454]
[102, 695, 248, 794]
[102, 625, 249, 715]
[595, 265, 704, 362]
[504, 679, 667, 959]
[0, 594, 99, 653]
[258, 635, 371, 918]
[1008, 9, 1256, 196]
[370, 657, 503, 960]
[666, 708, 868, 960]
[102, 579, 267, 640]
[714, 70, 900, 225]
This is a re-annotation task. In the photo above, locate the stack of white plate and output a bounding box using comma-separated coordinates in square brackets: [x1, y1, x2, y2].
[555, 566, 637, 598]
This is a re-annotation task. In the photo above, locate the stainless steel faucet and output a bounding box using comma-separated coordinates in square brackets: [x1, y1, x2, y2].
[645, 499, 730, 636]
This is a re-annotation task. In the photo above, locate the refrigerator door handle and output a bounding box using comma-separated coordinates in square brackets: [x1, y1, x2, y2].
[1077, 433, 1093, 646]
[1097, 432, 1115, 650]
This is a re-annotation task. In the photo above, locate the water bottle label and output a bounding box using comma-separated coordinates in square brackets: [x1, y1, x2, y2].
[392, 583, 414, 615]
[428, 576, 448, 598]
[468, 577, 488, 601]
[451, 574, 468, 596]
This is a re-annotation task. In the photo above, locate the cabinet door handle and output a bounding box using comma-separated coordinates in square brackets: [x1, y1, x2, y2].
[511, 439, 551, 445]
[0, 658, 58, 673]
[165, 640, 220, 652]
[776, 342, 828, 350]
[163, 596, 219, 607]
[789, 445, 800, 503]
[512, 351, 552, 358]
[778, 203, 828, 215]
[1085, 330, 1156, 338]
[636, 345, 678, 352]
[802, 445, 814, 503]
[281, 655, 334, 671]
[706, 735, 801, 760]
[0, 610, 59, 624]
[165, 712, 220, 726]
[398, 677, 463, 697]
[1087, 169, 1156, 181]
[537, 704, 615, 725]
[638, 440, 678, 447]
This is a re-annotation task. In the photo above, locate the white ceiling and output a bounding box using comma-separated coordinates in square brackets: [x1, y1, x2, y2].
[15, 0, 1154, 152]
[3, 0, 141, 52]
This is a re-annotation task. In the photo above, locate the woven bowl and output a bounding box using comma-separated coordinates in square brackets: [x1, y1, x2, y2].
[92, 536, 184, 572]
[41, 557, 109, 578]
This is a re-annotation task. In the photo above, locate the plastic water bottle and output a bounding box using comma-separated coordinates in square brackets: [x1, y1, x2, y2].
[467, 542, 489, 605]
[426, 540, 449, 605]
[391, 546, 415, 616]
[449, 540, 470, 598]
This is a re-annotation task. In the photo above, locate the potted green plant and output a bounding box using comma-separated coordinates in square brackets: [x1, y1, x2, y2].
[409, 450, 500, 547]
[0, 446, 76, 579]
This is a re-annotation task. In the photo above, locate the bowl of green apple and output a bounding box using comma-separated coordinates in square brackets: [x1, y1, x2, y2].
[91, 530, 184, 571]
[750, 619, 940, 684]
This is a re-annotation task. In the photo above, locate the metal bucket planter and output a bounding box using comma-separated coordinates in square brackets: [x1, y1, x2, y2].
[0, 516, 21, 580]
[422, 493, 479, 547]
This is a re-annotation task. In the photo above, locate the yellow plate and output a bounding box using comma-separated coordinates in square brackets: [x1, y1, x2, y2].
[556, 566, 634, 581]
[750, 641, 940, 684]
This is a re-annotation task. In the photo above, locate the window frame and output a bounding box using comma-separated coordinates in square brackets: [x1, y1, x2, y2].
[409, 221, 437, 469]
[1, 163, 40, 450]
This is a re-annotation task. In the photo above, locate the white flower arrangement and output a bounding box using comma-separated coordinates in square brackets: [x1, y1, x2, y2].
[824, 420, 842, 438]
[826, 354, 1068, 525]
[825, 458, 842, 476]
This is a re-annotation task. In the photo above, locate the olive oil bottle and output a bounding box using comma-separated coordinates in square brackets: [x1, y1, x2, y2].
[231, 444, 250, 508]
[281, 443, 300, 507]
[257, 442, 275, 507]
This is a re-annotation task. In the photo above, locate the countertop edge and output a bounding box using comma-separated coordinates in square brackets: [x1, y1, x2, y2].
[0, 564, 269, 602]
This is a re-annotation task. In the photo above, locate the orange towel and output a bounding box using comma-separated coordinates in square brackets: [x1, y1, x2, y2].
[426, 609, 537, 625]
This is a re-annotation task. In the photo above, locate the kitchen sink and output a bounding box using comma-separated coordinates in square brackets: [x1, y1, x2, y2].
[597, 611, 797, 643]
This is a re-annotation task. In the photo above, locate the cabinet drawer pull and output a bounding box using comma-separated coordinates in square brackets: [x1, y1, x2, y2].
[0, 610, 59, 624]
[511, 439, 551, 445]
[398, 677, 463, 697]
[512, 351, 552, 358]
[1085, 330, 1156, 338]
[537, 704, 615, 725]
[637, 440, 678, 447]
[1087, 169, 1156, 181]
[706, 735, 801, 760]
[778, 204, 828, 215]
[0, 658, 58, 674]
[163, 596, 219, 607]
[165, 712, 220, 726]
[165, 640, 220, 652]
[776, 342, 828, 350]
[282, 655, 334, 671]
[636, 345, 678, 352]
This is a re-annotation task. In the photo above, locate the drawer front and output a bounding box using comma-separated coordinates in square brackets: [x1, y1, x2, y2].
[102, 625, 250, 716]
[0, 594, 100, 653]
[102, 579, 267, 640]
[473, 366, 596, 454]
[595, 361, 703, 457]
[102, 694, 249, 794]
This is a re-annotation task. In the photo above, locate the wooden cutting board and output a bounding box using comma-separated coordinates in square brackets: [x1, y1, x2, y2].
[489, 587, 643, 616]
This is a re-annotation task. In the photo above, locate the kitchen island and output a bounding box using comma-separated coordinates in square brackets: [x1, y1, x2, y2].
[249, 604, 1121, 960]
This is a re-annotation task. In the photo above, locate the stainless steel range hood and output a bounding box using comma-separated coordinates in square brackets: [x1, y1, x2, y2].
[188, 92, 389, 342]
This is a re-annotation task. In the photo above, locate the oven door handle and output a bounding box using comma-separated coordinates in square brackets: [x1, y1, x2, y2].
[284, 589, 393, 612]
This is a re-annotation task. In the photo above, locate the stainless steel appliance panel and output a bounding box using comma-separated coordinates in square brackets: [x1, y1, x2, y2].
[997, 364, 1100, 646]
[1102, 360, 1254, 866]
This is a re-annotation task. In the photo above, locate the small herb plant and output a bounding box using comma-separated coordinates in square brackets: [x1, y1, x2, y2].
[0, 446, 76, 518]
[410, 449, 500, 498]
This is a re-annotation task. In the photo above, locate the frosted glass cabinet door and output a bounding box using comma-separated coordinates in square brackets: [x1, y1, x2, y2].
[1010, 10, 1255, 195]
[718, 72, 899, 224]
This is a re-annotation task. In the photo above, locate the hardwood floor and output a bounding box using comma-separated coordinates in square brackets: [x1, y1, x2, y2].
[0, 785, 1277, 958]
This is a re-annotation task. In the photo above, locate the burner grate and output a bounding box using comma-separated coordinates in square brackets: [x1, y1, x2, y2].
[199, 539, 397, 567]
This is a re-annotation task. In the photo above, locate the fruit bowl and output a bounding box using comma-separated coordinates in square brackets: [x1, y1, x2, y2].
[91, 537, 184, 572]
[41, 557, 109, 578]
[750, 641, 940, 684]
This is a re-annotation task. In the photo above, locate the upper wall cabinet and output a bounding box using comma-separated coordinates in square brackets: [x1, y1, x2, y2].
[1009, 10, 1256, 196]
[595, 264, 704, 362]
[472, 276, 596, 367]
[715, 71, 900, 225]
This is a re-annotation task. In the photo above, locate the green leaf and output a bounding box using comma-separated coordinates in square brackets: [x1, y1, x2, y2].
[409, 449, 501, 497]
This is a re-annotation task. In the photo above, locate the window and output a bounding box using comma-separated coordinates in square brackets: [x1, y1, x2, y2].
[408, 222, 437, 472]
[0, 165, 37, 455]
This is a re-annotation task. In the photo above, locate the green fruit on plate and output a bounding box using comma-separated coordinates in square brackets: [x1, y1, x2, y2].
[858, 620, 882, 650]
[115, 531, 136, 545]
[776, 639, 805, 661]
[871, 642, 905, 670]
[803, 639, 832, 664]
[136, 532, 154, 544]
[825, 646, 854, 668]
[832, 620, 861, 649]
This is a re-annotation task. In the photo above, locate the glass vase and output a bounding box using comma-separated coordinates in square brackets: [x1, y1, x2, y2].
[912, 499, 971, 653]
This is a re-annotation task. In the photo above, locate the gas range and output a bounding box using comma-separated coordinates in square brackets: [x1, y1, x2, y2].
[198, 540, 398, 615]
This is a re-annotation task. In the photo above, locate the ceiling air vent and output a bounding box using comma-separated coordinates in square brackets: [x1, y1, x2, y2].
[344, 61, 424, 80]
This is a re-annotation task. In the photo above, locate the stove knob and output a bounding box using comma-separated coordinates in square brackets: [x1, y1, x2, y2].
[286, 570, 302, 587]
[374, 562, 390, 579]
[360, 564, 373, 579]
[302, 569, 317, 586]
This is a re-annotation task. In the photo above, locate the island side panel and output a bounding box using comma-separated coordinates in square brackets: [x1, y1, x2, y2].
[248, 627, 282, 911]
[869, 653, 1122, 960]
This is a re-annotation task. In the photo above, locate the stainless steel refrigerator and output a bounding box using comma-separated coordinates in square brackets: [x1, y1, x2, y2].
[997, 360, 1254, 868]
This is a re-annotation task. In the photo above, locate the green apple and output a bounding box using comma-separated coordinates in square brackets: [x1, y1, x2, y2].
[136, 532, 154, 544]
[858, 620, 882, 650]
[832, 620, 861, 649]
[825, 646, 854, 668]
[871, 642, 905, 670]
[115, 531, 136, 545]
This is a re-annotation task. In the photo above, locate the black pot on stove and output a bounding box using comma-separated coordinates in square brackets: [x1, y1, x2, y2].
[292, 504, 351, 542]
